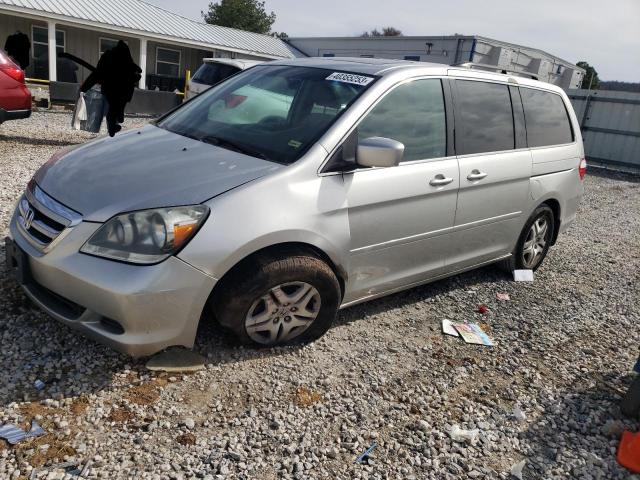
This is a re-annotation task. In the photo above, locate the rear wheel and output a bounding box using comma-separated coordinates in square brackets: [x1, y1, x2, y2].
[514, 205, 555, 271]
[212, 253, 341, 347]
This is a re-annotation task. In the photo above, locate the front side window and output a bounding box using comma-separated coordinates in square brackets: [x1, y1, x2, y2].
[156, 47, 181, 77]
[455, 80, 514, 155]
[358, 79, 447, 162]
[159, 65, 374, 164]
[520, 88, 574, 147]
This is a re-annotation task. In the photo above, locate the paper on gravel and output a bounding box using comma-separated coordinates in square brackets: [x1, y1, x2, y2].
[453, 323, 494, 346]
[449, 425, 479, 443]
[513, 269, 534, 282]
[441, 319, 460, 337]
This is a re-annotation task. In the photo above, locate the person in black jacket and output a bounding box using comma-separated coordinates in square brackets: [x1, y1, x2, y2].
[4, 31, 30, 70]
[80, 41, 142, 137]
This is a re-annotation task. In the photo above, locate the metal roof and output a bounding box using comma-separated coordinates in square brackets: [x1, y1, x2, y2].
[0, 0, 295, 58]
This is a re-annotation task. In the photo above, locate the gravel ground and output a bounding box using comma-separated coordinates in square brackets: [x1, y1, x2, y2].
[1, 111, 639, 480]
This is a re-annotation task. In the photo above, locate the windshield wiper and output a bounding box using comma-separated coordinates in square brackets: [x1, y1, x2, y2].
[199, 135, 271, 161]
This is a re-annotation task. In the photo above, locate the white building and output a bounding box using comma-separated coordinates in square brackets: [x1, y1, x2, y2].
[288, 35, 585, 90]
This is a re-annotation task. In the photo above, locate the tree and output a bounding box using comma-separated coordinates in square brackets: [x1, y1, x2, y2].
[202, 0, 276, 35]
[576, 61, 600, 90]
[361, 27, 403, 37]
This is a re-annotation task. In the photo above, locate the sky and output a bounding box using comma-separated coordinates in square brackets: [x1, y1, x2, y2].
[146, 0, 640, 82]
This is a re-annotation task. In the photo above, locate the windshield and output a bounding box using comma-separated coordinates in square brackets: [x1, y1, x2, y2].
[158, 65, 376, 164]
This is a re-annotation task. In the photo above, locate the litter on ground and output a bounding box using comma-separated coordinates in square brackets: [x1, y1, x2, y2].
[477, 304, 489, 314]
[441, 319, 460, 337]
[510, 459, 527, 479]
[354, 442, 378, 464]
[617, 431, 640, 473]
[34, 379, 45, 391]
[29, 460, 88, 480]
[0, 420, 45, 445]
[449, 425, 479, 443]
[513, 269, 534, 282]
[513, 406, 527, 422]
[453, 323, 494, 346]
[496, 292, 511, 301]
[146, 348, 206, 373]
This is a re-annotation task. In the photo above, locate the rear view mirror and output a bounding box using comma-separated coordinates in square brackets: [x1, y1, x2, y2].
[356, 137, 404, 168]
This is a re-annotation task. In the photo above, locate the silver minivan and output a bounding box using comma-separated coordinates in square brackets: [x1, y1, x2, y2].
[6, 58, 586, 356]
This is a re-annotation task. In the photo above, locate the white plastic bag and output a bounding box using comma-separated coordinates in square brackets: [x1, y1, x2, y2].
[72, 93, 87, 130]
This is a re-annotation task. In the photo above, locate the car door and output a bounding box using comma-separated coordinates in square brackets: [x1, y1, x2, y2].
[446, 78, 532, 269]
[341, 78, 460, 302]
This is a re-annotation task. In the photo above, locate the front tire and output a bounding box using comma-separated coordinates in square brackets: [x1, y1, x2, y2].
[212, 252, 341, 347]
[514, 205, 555, 271]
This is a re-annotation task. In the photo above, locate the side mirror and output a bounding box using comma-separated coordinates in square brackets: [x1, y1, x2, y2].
[356, 137, 404, 168]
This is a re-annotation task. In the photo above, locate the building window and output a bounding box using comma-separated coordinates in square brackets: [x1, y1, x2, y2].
[322, 53, 335, 57]
[156, 47, 181, 77]
[404, 55, 420, 61]
[32, 25, 65, 79]
[99, 37, 128, 57]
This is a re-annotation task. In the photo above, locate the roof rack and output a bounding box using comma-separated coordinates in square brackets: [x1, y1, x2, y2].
[451, 62, 539, 81]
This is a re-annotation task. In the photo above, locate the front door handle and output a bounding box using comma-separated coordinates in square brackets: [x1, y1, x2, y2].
[467, 170, 488, 181]
[429, 174, 454, 186]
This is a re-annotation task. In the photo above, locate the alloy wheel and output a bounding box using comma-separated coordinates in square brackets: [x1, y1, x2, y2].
[244, 282, 321, 345]
[522, 216, 549, 268]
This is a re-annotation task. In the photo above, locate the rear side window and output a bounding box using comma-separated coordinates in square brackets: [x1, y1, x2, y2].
[358, 79, 446, 162]
[455, 80, 514, 155]
[520, 88, 574, 147]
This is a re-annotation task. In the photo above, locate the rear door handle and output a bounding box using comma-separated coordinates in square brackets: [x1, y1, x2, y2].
[467, 170, 488, 181]
[429, 174, 454, 186]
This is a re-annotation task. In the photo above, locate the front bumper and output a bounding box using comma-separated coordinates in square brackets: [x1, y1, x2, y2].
[8, 212, 216, 357]
[0, 108, 31, 123]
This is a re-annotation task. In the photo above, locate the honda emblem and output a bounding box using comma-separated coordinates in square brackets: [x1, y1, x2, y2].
[23, 208, 35, 230]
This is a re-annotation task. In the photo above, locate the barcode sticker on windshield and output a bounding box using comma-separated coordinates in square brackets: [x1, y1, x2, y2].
[326, 72, 374, 86]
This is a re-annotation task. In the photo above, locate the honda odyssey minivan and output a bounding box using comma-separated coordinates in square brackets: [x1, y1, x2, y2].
[6, 57, 586, 356]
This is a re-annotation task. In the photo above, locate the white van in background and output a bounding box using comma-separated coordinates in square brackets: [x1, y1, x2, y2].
[187, 58, 263, 98]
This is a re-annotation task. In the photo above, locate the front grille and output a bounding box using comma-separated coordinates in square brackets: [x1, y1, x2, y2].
[16, 183, 82, 252]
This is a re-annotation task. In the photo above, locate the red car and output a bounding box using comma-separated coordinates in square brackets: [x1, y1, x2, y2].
[0, 48, 31, 125]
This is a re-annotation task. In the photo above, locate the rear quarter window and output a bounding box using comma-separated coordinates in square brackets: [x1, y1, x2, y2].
[520, 88, 574, 147]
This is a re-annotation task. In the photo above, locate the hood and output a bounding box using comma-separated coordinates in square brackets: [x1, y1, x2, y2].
[34, 125, 282, 222]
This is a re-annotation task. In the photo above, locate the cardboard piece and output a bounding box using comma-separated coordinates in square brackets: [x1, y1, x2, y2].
[453, 323, 494, 346]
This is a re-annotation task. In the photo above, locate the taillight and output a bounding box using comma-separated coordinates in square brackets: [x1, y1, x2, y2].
[0, 50, 25, 83]
[578, 158, 587, 180]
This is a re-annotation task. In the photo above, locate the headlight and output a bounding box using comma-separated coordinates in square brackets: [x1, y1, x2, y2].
[80, 205, 209, 264]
